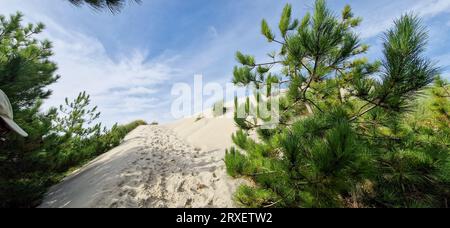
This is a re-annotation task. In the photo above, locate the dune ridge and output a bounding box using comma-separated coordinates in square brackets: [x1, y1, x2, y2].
[39, 112, 246, 208]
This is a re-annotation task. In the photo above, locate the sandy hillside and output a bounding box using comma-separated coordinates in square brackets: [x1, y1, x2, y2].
[39, 112, 248, 208]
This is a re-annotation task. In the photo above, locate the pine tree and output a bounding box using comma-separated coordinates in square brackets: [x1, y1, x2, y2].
[0, 12, 59, 171]
[55, 91, 102, 140]
[0, 13, 60, 207]
[48, 92, 103, 171]
[226, 0, 448, 208]
[0, 13, 59, 112]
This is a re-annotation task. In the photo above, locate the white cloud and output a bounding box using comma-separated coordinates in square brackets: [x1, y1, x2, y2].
[43, 27, 181, 126]
[120, 87, 158, 96]
[358, 0, 450, 39]
[0, 6, 180, 126]
[0, 1, 237, 126]
[411, 0, 450, 18]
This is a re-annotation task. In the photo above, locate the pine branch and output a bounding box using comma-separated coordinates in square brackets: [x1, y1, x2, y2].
[273, 39, 286, 45]
[305, 98, 323, 113]
[350, 104, 377, 121]
[251, 61, 283, 67]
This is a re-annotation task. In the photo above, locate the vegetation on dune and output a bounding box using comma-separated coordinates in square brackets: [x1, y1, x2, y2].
[226, 0, 450, 208]
[0, 13, 146, 208]
[213, 100, 228, 117]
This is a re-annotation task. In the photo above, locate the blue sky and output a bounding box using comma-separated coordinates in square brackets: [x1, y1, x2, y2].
[0, 0, 449, 126]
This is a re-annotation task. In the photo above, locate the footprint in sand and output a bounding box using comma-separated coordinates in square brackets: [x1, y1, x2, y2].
[185, 198, 193, 207]
[127, 189, 137, 198]
[177, 180, 185, 192]
[197, 183, 208, 190]
[40, 125, 245, 208]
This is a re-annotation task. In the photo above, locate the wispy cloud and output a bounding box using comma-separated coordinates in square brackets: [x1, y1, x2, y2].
[207, 26, 219, 39]
[411, 0, 450, 17]
[358, 0, 450, 39]
[0, 4, 181, 126]
[44, 27, 182, 126]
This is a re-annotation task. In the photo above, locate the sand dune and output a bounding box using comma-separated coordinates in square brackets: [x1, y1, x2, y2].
[39, 114, 247, 208]
[166, 116, 237, 151]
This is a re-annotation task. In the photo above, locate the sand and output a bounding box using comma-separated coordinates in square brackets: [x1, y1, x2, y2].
[39, 113, 248, 208]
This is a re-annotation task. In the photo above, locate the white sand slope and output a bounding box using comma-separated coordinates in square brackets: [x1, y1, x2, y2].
[39, 116, 247, 208]
[165, 116, 237, 151]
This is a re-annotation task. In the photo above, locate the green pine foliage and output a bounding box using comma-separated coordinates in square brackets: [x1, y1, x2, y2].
[0, 13, 59, 111]
[430, 77, 450, 129]
[226, 0, 450, 208]
[67, 0, 141, 12]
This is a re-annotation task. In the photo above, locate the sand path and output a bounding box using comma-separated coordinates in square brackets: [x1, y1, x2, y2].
[39, 125, 245, 208]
